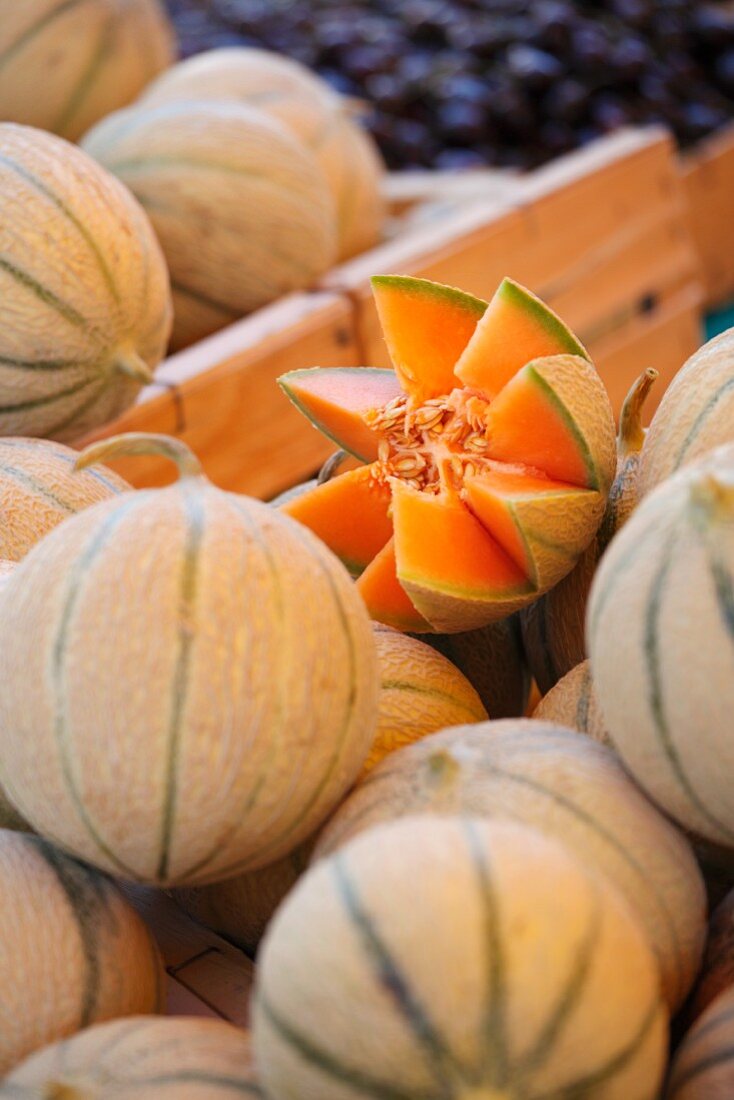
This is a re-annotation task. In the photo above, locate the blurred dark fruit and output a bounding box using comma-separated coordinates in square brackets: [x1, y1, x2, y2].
[165, 0, 734, 171]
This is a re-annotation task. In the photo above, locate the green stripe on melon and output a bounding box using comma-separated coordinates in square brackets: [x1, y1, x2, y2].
[315, 720, 706, 1012]
[588, 442, 734, 849]
[254, 815, 667, 1099]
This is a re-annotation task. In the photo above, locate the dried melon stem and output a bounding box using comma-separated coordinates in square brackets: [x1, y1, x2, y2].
[618, 367, 658, 458]
[364, 388, 492, 494]
[74, 432, 203, 481]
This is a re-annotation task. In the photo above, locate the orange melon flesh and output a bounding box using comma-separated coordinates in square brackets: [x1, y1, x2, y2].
[277, 367, 402, 462]
[463, 468, 601, 590]
[454, 277, 589, 399]
[371, 275, 486, 400]
[281, 467, 392, 576]
[356, 538, 432, 632]
[392, 483, 530, 599]
[485, 362, 595, 488]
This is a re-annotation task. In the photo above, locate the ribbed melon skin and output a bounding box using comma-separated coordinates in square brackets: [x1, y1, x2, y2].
[0, 477, 378, 886]
[0, 571, 27, 830]
[0, 123, 172, 440]
[533, 660, 610, 744]
[1, 1016, 262, 1098]
[254, 816, 666, 1100]
[0, 0, 175, 142]
[0, 437, 128, 561]
[315, 720, 705, 1012]
[82, 100, 337, 350]
[689, 887, 734, 1023]
[139, 46, 385, 261]
[0, 830, 164, 1076]
[640, 328, 734, 498]
[367, 624, 487, 774]
[588, 443, 734, 849]
[423, 613, 530, 718]
[667, 985, 734, 1099]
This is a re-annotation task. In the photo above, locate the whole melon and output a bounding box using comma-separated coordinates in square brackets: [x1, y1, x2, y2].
[0, 829, 164, 1076]
[588, 442, 734, 849]
[0, 0, 175, 142]
[315, 720, 706, 1012]
[0, 123, 172, 440]
[173, 843, 312, 957]
[367, 623, 487, 774]
[0, 567, 27, 830]
[522, 368, 657, 692]
[640, 327, 734, 497]
[254, 816, 667, 1100]
[0, 433, 378, 886]
[0, 437, 128, 561]
[667, 985, 734, 1099]
[139, 47, 385, 261]
[1, 1016, 260, 1098]
[532, 659, 610, 744]
[82, 100, 337, 350]
[422, 612, 531, 718]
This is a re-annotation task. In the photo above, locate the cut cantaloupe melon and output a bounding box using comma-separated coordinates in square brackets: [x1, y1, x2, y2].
[464, 468, 604, 590]
[281, 467, 391, 576]
[454, 276, 589, 397]
[278, 367, 401, 462]
[371, 274, 485, 399]
[355, 539, 431, 633]
[279, 275, 616, 633]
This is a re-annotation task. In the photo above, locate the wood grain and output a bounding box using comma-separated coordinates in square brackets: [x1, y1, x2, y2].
[683, 123, 734, 308]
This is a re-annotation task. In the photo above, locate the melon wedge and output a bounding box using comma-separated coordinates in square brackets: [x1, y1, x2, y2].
[372, 275, 486, 400]
[279, 275, 615, 633]
[455, 277, 589, 398]
[485, 355, 616, 491]
[356, 539, 431, 633]
[392, 482, 533, 632]
[281, 467, 392, 576]
[464, 469, 604, 591]
[278, 367, 402, 462]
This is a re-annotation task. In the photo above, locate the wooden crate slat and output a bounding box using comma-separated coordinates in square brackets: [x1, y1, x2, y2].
[171, 951, 253, 1028]
[166, 976, 226, 1020]
[590, 283, 704, 417]
[78, 292, 358, 498]
[683, 124, 734, 309]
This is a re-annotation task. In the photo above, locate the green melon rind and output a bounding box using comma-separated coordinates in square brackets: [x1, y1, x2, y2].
[371, 274, 487, 317]
[498, 278, 590, 360]
[524, 362, 602, 492]
[277, 367, 398, 463]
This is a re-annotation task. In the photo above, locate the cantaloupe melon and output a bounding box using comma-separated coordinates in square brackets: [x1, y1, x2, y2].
[0, 0, 175, 143]
[173, 844, 312, 958]
[0, 123, 171, 439]
[667, 985, 734, 1099]
[0, 437, 128, 561]
[254, 816, 667, 1099]
[689, 888, 734, 1023]
[0, 433, 378, 886]
[0, 829, 164, 1076]
[532, 660, 610, 744]
[315, 720, 706, 1011]
[139, 47, 386, 261]
[423, 614, 531, 718]
[280, 275, 616, 633]
[82, 100, 337, 351]
[1, 1016, 262, 1098]
[522, 367, 657, 692]
[640, 326, 734, 498]
[588, 442, 734, 849]
[0, 596, 26, 830]
[366, 623, 487, 774]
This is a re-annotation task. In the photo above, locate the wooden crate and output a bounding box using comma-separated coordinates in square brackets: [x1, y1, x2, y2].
[683, 123, 734, 310]
[79, 127, 705, 495]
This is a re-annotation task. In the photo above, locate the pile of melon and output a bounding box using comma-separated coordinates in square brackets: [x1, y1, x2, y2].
[0, 248, 734, 1100]
[0, 4, 387, 380]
